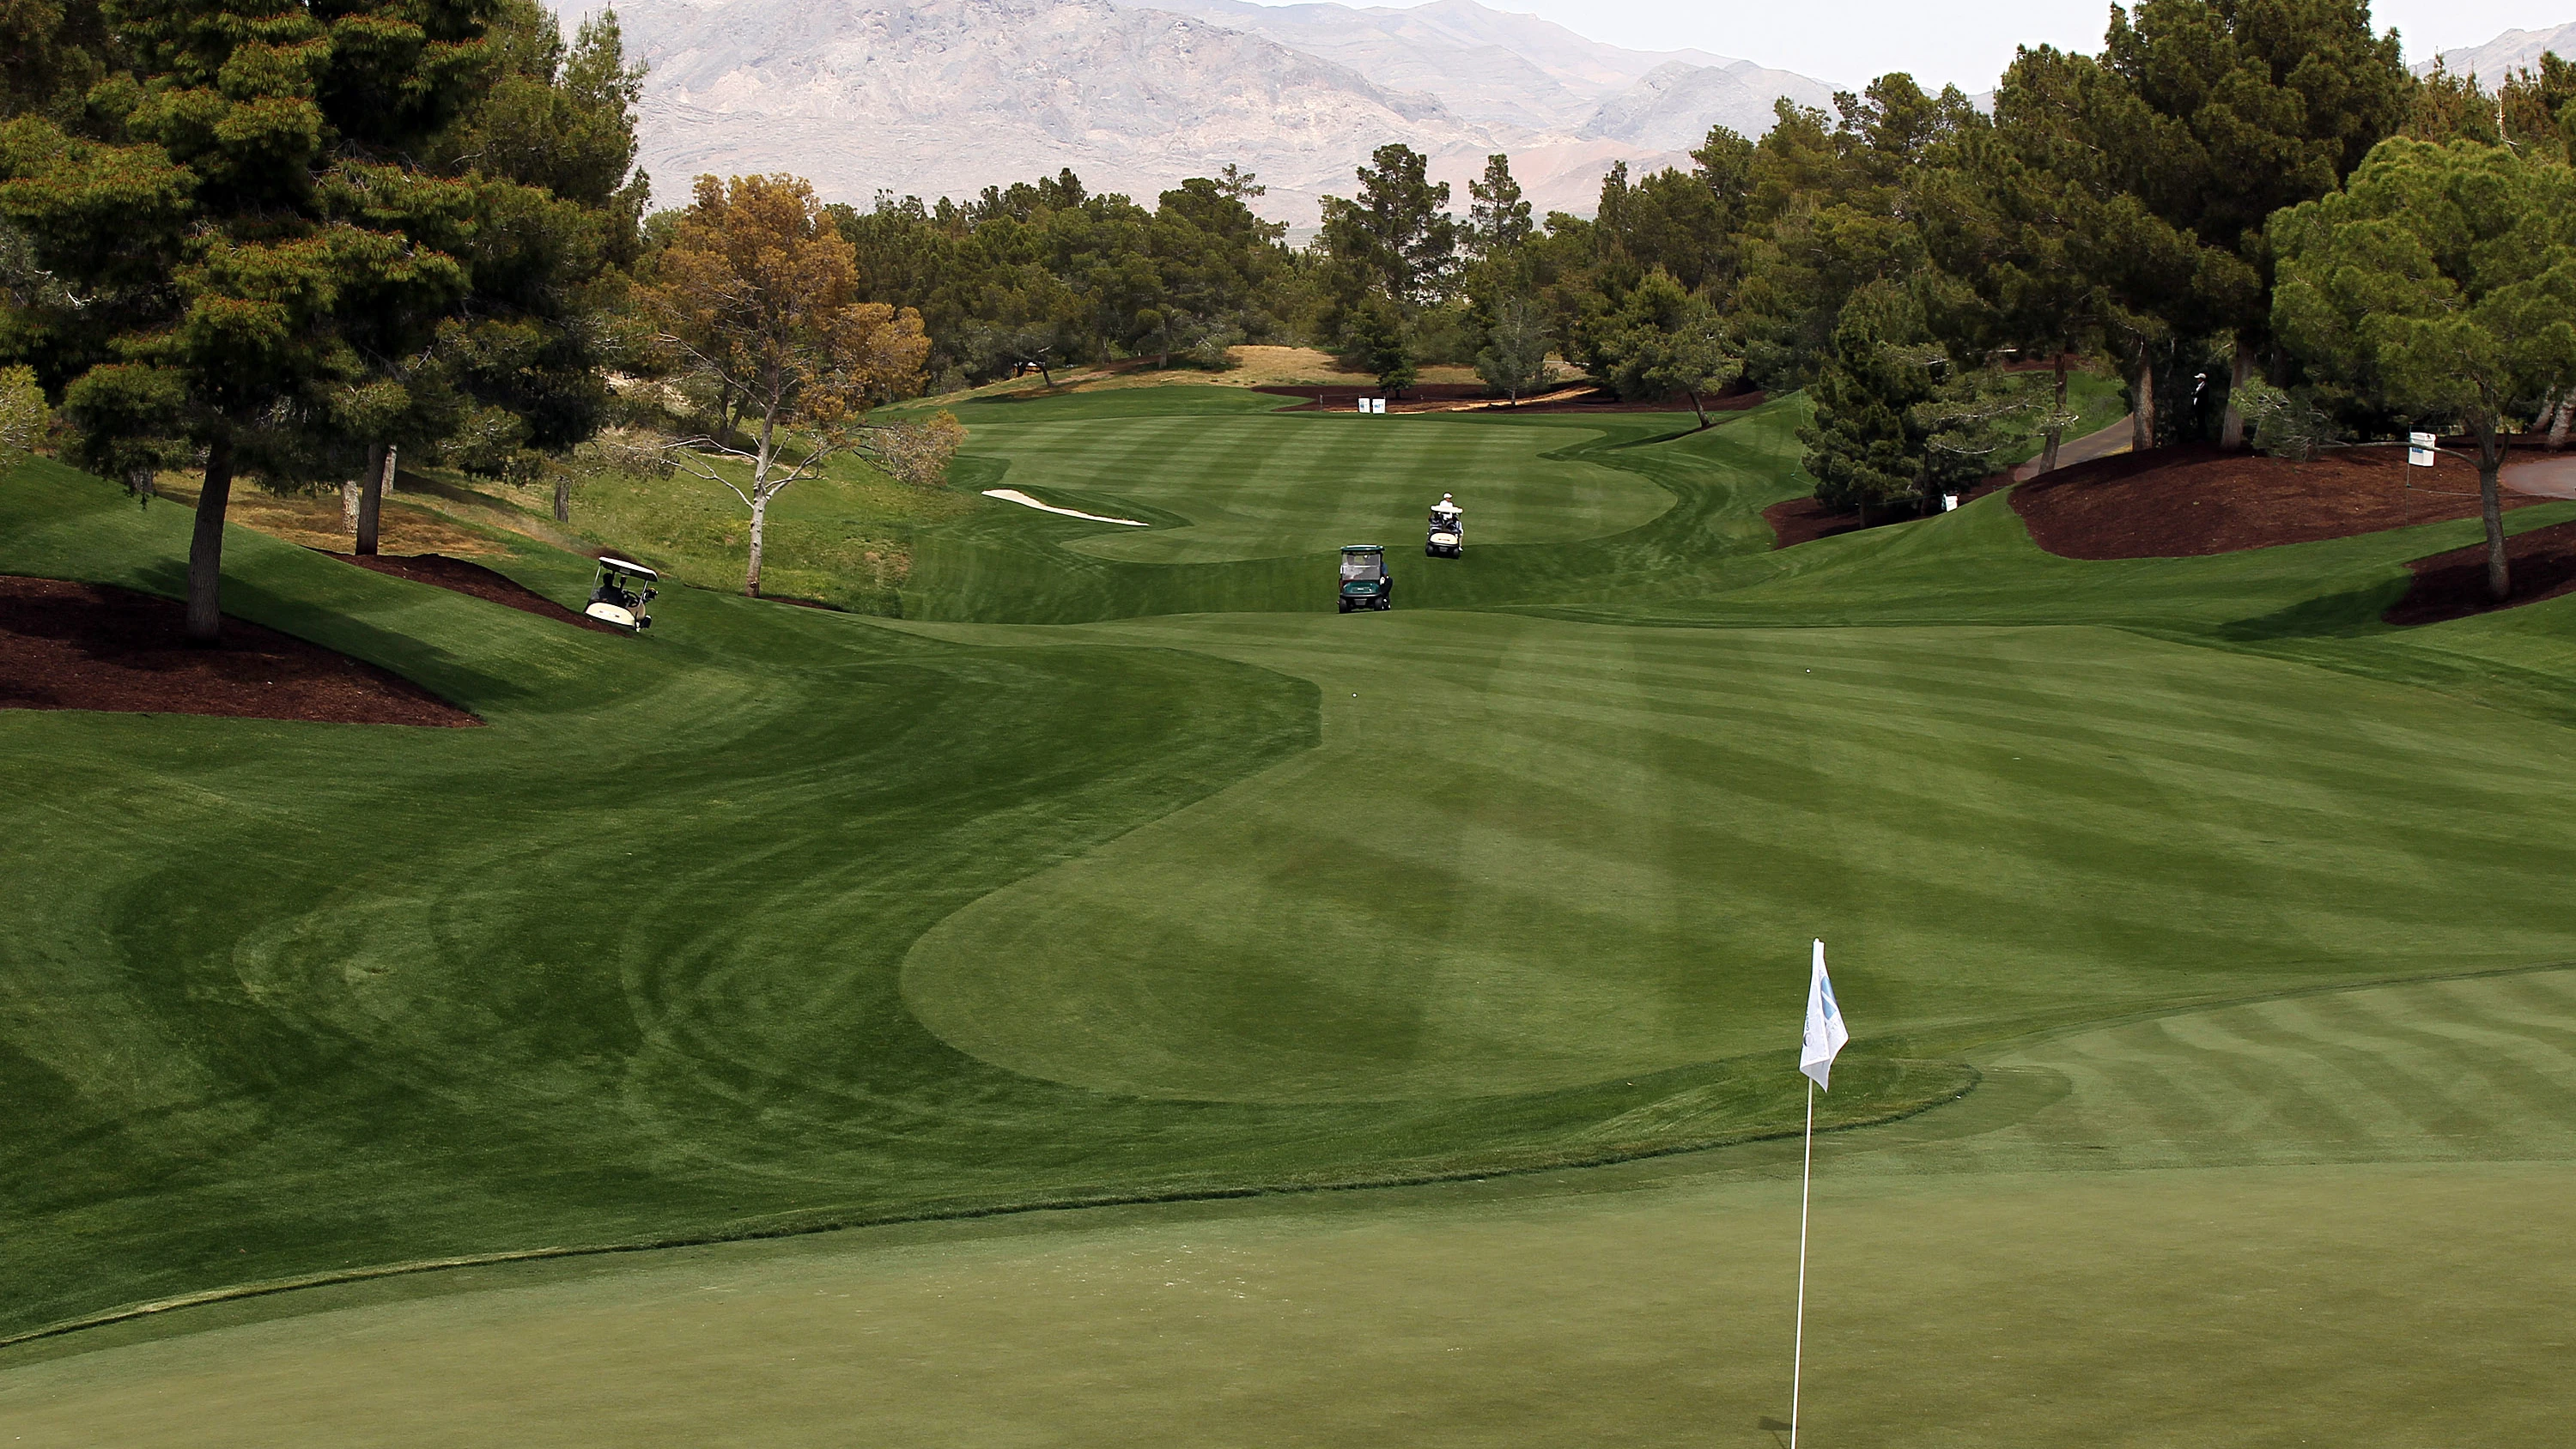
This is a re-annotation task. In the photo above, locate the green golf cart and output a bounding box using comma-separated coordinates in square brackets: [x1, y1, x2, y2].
[1338, 544, 1393, 612]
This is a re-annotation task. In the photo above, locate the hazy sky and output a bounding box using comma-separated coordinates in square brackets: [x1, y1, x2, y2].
[1331, 1, 2563, 91]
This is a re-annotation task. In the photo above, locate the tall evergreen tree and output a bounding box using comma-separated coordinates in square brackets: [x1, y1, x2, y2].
[1320, 142, 1458, 310]
[10, 0, 503, 642]
[1464, 153, 1530, 260]
[2090, 0, 2412, 446]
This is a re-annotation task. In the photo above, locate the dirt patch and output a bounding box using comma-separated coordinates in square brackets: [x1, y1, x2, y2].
[0, 576, 479, 726]
[2384, 518, 2576, 626]
[149, 475, 503, 557]
[328, 553, 623, 634]
[2009, 445, 2543, 560]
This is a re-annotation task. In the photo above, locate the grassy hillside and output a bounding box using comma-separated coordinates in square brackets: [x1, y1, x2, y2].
[4, 375, 2574, 1444]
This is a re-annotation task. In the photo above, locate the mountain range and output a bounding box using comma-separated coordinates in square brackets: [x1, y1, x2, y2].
[606, 0, 1835, 225]
[2422, 21, 2576, 80]
[603, 2, 2574, 230]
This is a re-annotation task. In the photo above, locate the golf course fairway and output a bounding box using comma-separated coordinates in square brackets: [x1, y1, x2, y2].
[3, 386, 2573, 1443]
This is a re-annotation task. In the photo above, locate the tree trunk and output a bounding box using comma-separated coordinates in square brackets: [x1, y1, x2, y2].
[553, 470, 572, 524]
[1036, 361, 1054, 387]
[2040, 350, 2069, 473]
[745, 409, 777, 597]
[185, 436, 236, 646]
[341, 479, 361, 533]
[2551, 389, 2573, 452]
[2477, 421, 2510, 603]
[355, 442, 386, 555]
[2130, 347, 2156, 453]
[1688, 389, 1710, 430]
[2217, 336, 2256, 450]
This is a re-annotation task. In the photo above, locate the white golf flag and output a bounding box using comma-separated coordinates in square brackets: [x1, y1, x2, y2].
[1801, 939, 1849, 1091]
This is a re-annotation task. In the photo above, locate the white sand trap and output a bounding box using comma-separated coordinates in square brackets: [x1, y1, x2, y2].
[982, 489, 1149, 526]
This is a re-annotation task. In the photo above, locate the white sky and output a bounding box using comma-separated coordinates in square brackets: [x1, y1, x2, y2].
[1345, 1, 2567, 91]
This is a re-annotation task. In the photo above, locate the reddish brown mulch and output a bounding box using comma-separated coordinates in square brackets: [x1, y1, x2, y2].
[2010, 445, 2543, 560]
[0, 576, 479, 726]
[1257, 383, 1498, 410]
[1512, 388, 1767, 417]
[1765, 474, 2016, 549]
[328, 552, 623, 634]
[1764, 495, 1874, 549]
[2383, 518, 2576, 626]
[1255, 382, 1768, 415]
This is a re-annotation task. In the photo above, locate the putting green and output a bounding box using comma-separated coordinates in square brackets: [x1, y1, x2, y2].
[4, 971, 2567, 1447]
[964, 413, 1673, 564]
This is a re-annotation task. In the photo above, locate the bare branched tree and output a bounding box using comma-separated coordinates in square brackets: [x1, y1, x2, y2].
[647, 173, 934, 595]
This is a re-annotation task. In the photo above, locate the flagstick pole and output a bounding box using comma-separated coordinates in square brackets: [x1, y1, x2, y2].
[1790, 1077, 1814, 1449]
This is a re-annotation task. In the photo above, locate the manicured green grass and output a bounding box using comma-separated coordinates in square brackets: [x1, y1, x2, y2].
[5, 373, 2576, 1443]
[4, 970, 2567, 1447]
[0, 454, 1946, 1343]
[562, 446, 976, 612]
[966, 412, 1672, 564]
[895, 612, 2576, 1102]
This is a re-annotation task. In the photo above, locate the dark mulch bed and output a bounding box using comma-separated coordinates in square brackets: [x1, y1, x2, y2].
[2384, 518, 2576, 626]
[0, 576, 479, 726]
[1515, 388, 1767, 416]
[2010, 445, 2542, 560]
[1255, 383, 1768, 415]
[1765, 474, 2014, 550]
[1764, 495, 1874, 549]
[1257, 383, 1496, 409]
[329, 552, 623, 634]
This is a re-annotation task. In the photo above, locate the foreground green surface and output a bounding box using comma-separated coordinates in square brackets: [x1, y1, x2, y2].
[4, 379, 2575, 1440]
[5, 969, 2568, 1446]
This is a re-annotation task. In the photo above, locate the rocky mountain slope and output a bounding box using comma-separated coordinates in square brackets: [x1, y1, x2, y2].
[2421, 21, 2576, 79]
[606, 0, 1836, 225]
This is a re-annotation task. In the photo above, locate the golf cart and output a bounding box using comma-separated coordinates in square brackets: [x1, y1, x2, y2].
[1338, 544, 1393, 612]
[584, 556, 659, 632]
[1425, 494, 1463, 557]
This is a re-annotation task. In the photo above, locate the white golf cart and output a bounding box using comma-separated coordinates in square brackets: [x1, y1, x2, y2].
[584, 556, 659, 632]
[1425, 494, 1463, 557]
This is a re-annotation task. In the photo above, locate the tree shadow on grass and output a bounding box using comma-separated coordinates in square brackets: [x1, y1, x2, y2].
[135, 561, 540, 712]
[2208, 581, 2405, 644]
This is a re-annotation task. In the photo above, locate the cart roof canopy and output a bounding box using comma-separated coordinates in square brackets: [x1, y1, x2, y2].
[597, 557, 659, 579]
[1340, 544, 1384, 554]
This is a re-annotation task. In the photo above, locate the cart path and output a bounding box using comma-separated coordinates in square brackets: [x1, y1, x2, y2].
[2013, 415, 2136, 481]
[2503, 454, 2576, 500]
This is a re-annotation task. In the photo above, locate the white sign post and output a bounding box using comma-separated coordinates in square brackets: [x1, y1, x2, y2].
[2409, 431, 2437, 467]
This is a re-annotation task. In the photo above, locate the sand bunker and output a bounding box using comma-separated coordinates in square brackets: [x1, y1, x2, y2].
[982, 489, 1148, 526]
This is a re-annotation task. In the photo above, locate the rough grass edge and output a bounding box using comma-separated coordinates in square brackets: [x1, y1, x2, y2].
[0, 1059, 1979, 1353]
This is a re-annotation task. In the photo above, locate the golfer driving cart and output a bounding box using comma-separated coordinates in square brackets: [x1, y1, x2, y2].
[584, 556, 659, 632]
[1425, 492, 1463, 558]
[1338, 544, 1394, 612]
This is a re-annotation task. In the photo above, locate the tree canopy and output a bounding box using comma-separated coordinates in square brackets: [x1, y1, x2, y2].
[2272, 137, 2576, 600]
